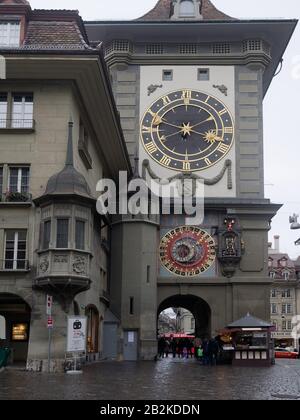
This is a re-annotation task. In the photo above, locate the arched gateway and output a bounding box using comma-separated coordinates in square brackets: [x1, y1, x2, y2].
[0, 293, 31, 364]
[158, 295, 211, 339]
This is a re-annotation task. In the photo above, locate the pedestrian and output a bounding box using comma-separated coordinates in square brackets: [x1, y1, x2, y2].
[158, 336, 165, 359]
[171, 339, 177, 358]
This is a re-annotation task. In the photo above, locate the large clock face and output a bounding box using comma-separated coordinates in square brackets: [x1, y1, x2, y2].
[140, 89, 234, 172]
[159, 226, 216, 277]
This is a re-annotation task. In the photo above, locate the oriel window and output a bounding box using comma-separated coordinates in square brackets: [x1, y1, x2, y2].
[75, 220, 85, 250]
[56, 219, 69, 248]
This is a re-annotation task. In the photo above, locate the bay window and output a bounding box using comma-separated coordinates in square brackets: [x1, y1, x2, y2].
[56, 219, 69, 248]
[75, 220, 85, 250]
[43, 220, 51, 250]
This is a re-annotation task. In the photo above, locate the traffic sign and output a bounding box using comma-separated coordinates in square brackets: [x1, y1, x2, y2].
[46, 295, 53, 316]
[47, 317, 53, 329]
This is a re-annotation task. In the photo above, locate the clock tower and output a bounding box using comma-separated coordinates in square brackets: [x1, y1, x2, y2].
[86, 1, 297, 360]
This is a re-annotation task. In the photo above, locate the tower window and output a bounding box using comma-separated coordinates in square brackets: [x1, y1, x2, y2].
[162, 70, 173, 81]
[198, 68, 210, 81]
[179, 0, 195, 18]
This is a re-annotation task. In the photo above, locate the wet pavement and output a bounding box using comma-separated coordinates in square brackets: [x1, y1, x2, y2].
[0, 357, 300, 400]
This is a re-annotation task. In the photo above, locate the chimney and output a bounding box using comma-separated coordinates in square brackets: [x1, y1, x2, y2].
[274, 235, 280, 253]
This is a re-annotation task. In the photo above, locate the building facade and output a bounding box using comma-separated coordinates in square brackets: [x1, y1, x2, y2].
[85, 0, 297, 360]
[269, 236, 300, 350]
[0, 0, 298, 368]
[175, 308, 195, 335]
[0, 0, 130, 371]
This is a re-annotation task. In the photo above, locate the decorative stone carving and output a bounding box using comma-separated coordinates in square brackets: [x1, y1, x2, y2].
[72, 256, 86, 275]
[54, 255, 68, 263]
[39, 257, 49, 274]
[217, 218, 244, 278]
[142, 158, 233, 191]
[213, 84, 228, 96]
[147, 84, 163, 96]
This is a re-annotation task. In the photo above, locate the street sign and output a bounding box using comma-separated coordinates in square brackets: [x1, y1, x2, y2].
[46, 295, 53, 316]
[47, 317, 53, 329]
[67, 316, 87, 352]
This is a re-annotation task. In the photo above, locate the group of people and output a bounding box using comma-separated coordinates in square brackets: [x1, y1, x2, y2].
[157, 336, 221, 365]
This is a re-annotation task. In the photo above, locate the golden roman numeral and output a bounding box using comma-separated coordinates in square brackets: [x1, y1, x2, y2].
[205, 158, 212, 166]
[205, 96, 210, 103]
[224, 127, 233, 134]
[217, 143, 230, 154]
[181, 90, 192, 105]
[160, 155, 171, 166]
[183, 161, 191, 171]
[162, 96, 172, 106]
[145, 142, 157, 154]
[148, 109, 156, 118]
[219, 109, 227, 116]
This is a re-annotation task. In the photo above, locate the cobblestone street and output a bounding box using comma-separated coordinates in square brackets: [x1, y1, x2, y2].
[1, 358, 300, 400]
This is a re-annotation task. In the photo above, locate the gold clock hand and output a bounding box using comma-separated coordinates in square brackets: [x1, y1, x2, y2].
[153, 117, 183, 130]
[160, 130, 183, 140]
[190, 116, 214, 129]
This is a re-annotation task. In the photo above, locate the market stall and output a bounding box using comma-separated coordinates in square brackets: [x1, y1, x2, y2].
[222, 313, 274, 367]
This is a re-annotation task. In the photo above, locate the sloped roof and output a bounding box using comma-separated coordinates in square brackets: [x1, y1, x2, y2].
[227, 313, 272, 329]
[138, 0, 234, 21]
[23, 21, 89, 50]
[0, 0, 29, 4]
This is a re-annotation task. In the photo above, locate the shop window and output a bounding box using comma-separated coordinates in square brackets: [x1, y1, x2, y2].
[86, 306, 99, 353]
[11, 323, 29, 341]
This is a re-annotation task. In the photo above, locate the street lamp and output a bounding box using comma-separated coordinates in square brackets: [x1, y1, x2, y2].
[289, 214, 300, 245]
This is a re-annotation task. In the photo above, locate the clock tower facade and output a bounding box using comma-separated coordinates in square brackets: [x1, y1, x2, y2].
[86, 0, 297, 360]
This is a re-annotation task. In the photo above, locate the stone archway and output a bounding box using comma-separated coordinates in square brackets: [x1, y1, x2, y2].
[0, 293, 31, 364]
[158, 294, 211, 339]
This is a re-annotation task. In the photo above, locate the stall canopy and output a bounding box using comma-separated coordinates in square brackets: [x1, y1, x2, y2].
[227, 313, 273, 329]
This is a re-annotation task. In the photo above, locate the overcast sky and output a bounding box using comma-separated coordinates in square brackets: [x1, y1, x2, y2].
[29, 1, 300, 258]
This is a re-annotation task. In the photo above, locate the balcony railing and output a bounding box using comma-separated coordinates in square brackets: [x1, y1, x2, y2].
[0, 260, 30, 271]
[0, 192, 32, 203]
[0, 119, 35, 130]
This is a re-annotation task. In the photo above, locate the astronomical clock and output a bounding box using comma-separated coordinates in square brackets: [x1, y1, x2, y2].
[159, 226, 216, 277]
